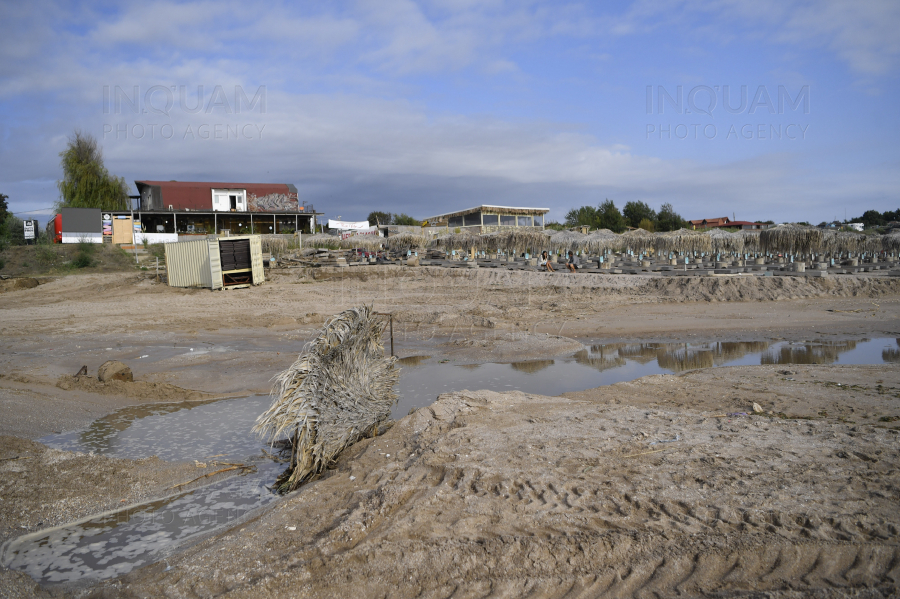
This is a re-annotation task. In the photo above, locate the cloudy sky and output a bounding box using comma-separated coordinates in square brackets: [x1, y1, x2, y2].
[2, 0, 898, 225]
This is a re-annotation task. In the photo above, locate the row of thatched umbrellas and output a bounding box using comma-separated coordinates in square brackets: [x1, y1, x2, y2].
[301, 226, 900, 258]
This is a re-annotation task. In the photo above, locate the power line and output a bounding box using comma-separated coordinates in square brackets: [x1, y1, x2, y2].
[11, 207, 56, 214]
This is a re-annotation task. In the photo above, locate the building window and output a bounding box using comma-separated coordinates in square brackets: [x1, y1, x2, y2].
[463, 212, 481, 227]
[518, 215, 532, 227]
[500, 214, 516, 226]
[212, 189, 247, 212]
[449, 215, 464, 227]
[482, 214, 499, 226]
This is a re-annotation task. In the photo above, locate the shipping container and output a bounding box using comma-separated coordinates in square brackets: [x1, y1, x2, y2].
[164, 235, 264, 289]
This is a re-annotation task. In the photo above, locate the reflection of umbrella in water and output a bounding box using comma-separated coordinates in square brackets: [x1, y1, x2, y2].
[573, 348, 626, 372]
[761, 340, 858, 365]
[882, 339, 900, 363]
[510, 359, 555, 374]
[656, 341, 772, 371]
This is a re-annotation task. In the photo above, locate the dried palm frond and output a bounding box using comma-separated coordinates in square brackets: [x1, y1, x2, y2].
[759, 224, 823, 255]
[254, 306, 399, 492]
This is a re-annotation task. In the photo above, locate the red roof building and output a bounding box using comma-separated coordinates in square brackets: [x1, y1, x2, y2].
[135, 181, 302, 212]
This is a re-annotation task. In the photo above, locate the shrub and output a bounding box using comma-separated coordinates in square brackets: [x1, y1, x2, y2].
[72, 252, 93, 268]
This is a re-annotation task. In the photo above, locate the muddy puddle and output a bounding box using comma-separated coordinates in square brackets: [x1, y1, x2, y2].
[392, 337, 899, 417]
[2, 395, 282, 584]
[4, 337, 896, 585]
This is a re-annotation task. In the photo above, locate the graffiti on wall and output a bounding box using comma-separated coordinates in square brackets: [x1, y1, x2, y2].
[248, 192, 299, 212]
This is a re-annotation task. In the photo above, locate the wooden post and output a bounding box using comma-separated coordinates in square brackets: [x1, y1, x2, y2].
[389, 313, 394, 357]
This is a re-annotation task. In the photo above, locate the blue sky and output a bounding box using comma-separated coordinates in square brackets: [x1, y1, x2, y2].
[1, 0, 898, 225]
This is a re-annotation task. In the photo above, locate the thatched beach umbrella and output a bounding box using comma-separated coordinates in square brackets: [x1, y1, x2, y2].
[385, 232, 426, 252]
[619, 228, 654, 253]
[254, 306, 399, 492]
[548, 230, 587, 253]
[584, 229, 619, 254]
[707, 229, 744, 254]
[302, 234, 343, 249]
[882, 232, 900, 253]
[739, 230, 761, 254]
[759, 224, 823, 255]
[654, 228, 713, 256]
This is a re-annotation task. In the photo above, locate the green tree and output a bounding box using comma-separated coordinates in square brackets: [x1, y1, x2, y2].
[392, 213, 421, 226]
[564, 205, 600, 229]
[597, 199, 626, 232]
[57, 130, 129, 211]
[655, 202, 687, 232]
[0, 193, 8, 224]
[367, 211, 392, 226]
[637, 217, 655, 232]
[623, 201, 656, 229]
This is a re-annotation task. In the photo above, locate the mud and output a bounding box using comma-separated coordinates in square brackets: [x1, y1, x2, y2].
[0, 269, 899, 598]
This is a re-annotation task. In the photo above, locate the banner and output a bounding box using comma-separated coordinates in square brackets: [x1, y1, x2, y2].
[328, 220, 369, 230]
[23, 220, 35, 240]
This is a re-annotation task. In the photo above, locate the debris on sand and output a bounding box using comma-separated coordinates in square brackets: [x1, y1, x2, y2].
[254, 305, 399, 492]
[98, 360, 133, 382]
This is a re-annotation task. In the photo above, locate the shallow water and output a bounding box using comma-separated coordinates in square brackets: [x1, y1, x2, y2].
[5, 337, 896, 584]
[3, 395, 281, 584]
[392, 338, 899, 417]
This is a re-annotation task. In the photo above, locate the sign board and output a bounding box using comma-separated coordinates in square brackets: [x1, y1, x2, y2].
[328, 220, 369, 230]
[23, 220, 35, 240]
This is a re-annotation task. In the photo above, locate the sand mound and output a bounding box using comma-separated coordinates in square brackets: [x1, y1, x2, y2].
[56, 375, 212, 401]
[643, 275, 900, 302]
[95, 365, 900, 598]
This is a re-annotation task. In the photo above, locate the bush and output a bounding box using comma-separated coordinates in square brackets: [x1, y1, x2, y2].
[72, 252, 93, 268]
[36, 246, 57, 266]
[77, 240, 97, 255]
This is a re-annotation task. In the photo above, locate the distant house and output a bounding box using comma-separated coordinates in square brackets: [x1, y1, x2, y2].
[848, 223, 864, 232]
[118, 180, 321, 237]
[690, 217, 768, 230]
[425, 205, 549, 232]
[689, 217, 730, 229]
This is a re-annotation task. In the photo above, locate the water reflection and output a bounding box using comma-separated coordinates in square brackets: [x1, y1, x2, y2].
[510, 360, 555, 374]
[397, 355, 431, 366]
[882, 339, 900, 363]
[761, 340, 861, 365]
[575, 341, 772, 372]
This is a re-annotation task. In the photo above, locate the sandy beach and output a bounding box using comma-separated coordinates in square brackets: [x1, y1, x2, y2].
[1, 267, 899, 598]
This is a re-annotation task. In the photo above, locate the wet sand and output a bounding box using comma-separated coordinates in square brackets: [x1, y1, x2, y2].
[1, 269, 899, 597]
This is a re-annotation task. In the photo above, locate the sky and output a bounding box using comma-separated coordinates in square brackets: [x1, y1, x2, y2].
[1, 0, 899, 226]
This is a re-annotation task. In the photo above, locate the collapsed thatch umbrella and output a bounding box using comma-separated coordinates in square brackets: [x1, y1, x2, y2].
[759, 224, 823, 255]
[254, 306, 399, 492]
